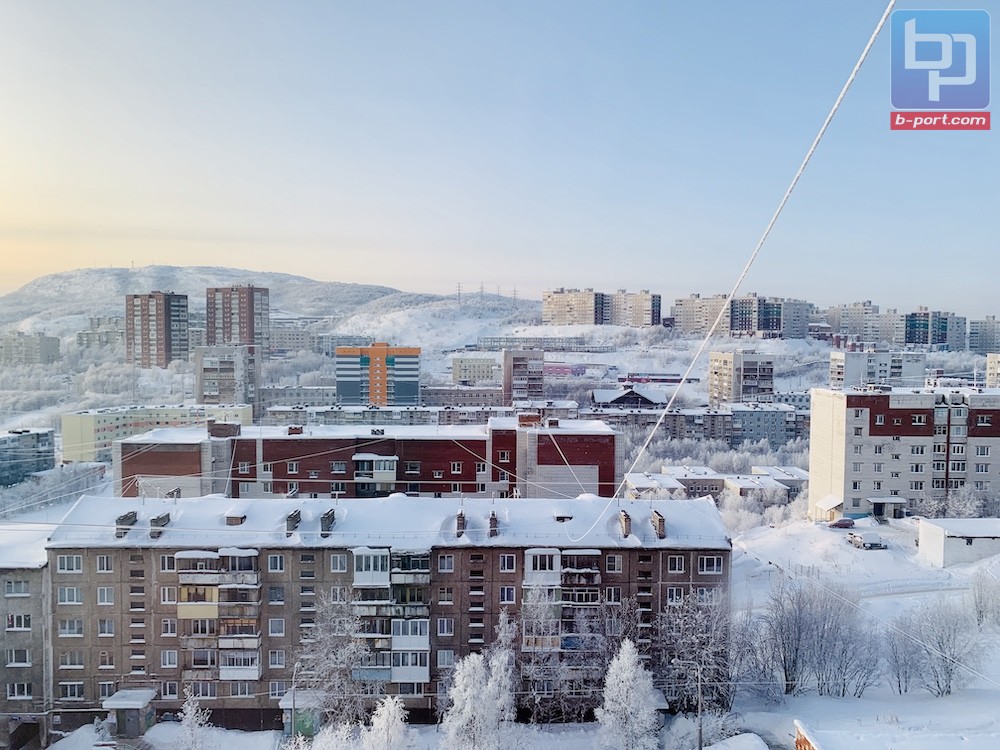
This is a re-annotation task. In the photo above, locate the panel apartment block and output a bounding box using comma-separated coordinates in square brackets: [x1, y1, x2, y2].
[125, 292, 189, 369]
[206, 286, 270, 354]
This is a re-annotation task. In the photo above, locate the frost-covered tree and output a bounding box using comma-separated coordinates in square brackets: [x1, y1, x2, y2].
[759, 579, 814, 695]
[595, 639, 660, 750]
[177, 685, 212, 750]
[359, 695, 410, 750]
[296, 593, 374, 725]
[440, 652, 491, 749]
[908, 598, 982, 697]
[885, 609, 920, 695]
[969, 571, 1000, 629]
[310, 723, 355, 750]
[518, 588, 563, 722]
[485, 611, 517, 729]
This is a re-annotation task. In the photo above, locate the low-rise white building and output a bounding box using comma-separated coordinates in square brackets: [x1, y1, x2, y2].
[917, 518, 1000, 567]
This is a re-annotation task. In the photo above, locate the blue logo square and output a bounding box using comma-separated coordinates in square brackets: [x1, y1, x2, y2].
[891, 9, 990, 110]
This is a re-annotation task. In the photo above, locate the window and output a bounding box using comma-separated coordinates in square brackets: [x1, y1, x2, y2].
[238, 461, 250, 474]
[5, 649, 30, 666]
[58, 586, 83, 605]
[910, 481, 924, 491]
[331, 461, 347, 474]
[159, 585, 177, 604]
[910, 464, 924, 473]
[667, 555, 684, 573]
[450, 482, 462, 493]
[6, 683, 32, 700]
[854, 427, 863, 436]
[976, 445, 991, 456]
[330, 586, 348, 602]
[851, 481, 861, 491]
[853, 408, 863, 419]
[912, 414, 927, 425]
[475, 461, 487, 474]
[852, 462, 862, 472]
[873, 463, 883, 473]
[269, 650, 286, 668]
[953, 444, 967, 455]
[438, 554, 454, 573]
[58, 619, 84, 637]
[391, 620, 429, 637]
[269, 619, 285, 637]
[7, 614, 30, 632]
[438, 586, 453, 605]
[329, 553, 348, 573]
[192, 649, 217, 668]
[500, 586, 516, 605]
[59, 682, 85, 701]
[330, 481, 346, 494]
[268, 554, 285, 573]
[57, 555, 82, 573]
[161, 681, 179, 699]
[98, 619, 114, 637]
[437, 650, 455, 668]
[978, 414, 993, 426]
[4, 580, 29, 597]
[873, 481, 882, 491]
[498, 554, 516, 573]
[975, 481, 990, 491]
[99, 651, 114, 668]
[404, 461, 421, 474]
[99, 682, 115, 699]
[190, 682, 216, 699]
[230, 682, 253, 698]
[161, 618, 177, 636]
[269, 681, 288, 699]
[605, 586, 622, 604]
[606, 554, 622, 573]
[951, 461, 967, 472]
[160, 554, 176, 572]
[853, 445, 863, 455]
[976, 463, 990, 473]
[450, 461, 463, 474]
[498, 450, 510, 463]
[666, 587, 684, 605]
[875, 414, 885, 425]
[874, 445, 884, 454]
[287, 461, 299, 474]
[97, 555, 113, 573]
[698, 556, 723, 575]
[437, 617, 454, 637]
[268, 585, 285, 604]
[911, 445, 926, 455]
[97, 587, 115, 605]
[696, 587, 720, 605]
[531, 554, 555, 572]
[160, 650, 178, 668]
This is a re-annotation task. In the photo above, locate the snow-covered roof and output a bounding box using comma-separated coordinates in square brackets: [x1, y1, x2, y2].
[46, 494, 731, 552]
[922, 518, 1000, 538]
[751, 465, 809, 482]
[0, 523, 55, 569]
[659, 465, 722, 480]
[102, 689, 158, 710]
[487, 417, 616, 434]
[815, 496, 844, 512]
[623, 473, 686, 492]
[121, 423, 491, 444]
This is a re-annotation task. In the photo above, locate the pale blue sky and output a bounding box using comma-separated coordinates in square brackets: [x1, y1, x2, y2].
[0, 2, 996, 315]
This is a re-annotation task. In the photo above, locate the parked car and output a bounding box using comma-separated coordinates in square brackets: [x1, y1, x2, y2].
[847, 531, 886, 550]
[828, 518, 855, 528]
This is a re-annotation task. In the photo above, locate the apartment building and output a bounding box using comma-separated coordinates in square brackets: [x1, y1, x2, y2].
[0, 525, 50, 749]
[970, 317, 1000, 355]
[76, 317, 125, 349]
[0, 429, 55, 486]
[0, 331, 61, 366]
[829, 350, 927, 389]
[902, 308, 966, 351]
[450, 357, 500, 385]
[542, 288, 661, 327]
[113, 416, 621, 500]
[707, 351, 774, 408]
[61, 405, 254, 463]
[125, 292, 189, 369]
[501, 349, 544, 405]
[809, 386, 1000, 521]
[672, 294, 810, 339]
[37, 493, 730, 730]
[194, 345, 262, 420]
[206, 285, 270, 355]
[334, 343, 420, 406]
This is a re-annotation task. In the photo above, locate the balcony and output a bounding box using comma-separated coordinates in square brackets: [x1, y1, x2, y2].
[219, 634, 261, 650]
[178, 571, 260, 586]
[182, 668, 218, 682]
[561, 571, 601, 586]
[218, 603, 260, 618]
[352, 666, 391, 682]
[219, 664, 262, 681]
[180, 635, 218, 649]
[389, 572, 431, 585]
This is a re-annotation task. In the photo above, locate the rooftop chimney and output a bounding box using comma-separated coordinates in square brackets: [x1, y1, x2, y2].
[320, 509, 336, 538]
[651, 510, 666, 539]
[149, 512, 170, 539]
[456, 510, 467, 538]
[115, 510, 138, 539]
[286, 509, 302, 537]
[619, 510, 632, 538]
[488, 511, 499, 538]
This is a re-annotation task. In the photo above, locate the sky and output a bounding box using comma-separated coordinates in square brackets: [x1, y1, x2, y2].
[0, 1, 997, 316]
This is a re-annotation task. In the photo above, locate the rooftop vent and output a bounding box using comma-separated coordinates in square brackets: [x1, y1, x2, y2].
[288, 425, 304, 435]
[371, 428, 385, 435]
[226, 513, 246, 526]
[115, 510, 138, 539]
[286, 509, 302, 537]
[149, 513, 170, 539]
[165, 487, 181, 499]
[619, 510, 632, 538]
[651, 510, 666, 540]
[320, 509, 336, 538]
[456, 510, 467, 538]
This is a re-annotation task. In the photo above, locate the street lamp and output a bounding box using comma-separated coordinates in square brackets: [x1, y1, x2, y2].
[290, 661, 301, 738]
[671, 658, 703, 750]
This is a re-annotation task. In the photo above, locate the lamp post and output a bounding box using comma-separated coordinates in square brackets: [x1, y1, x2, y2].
[672, 658, 703, 750]
[290, 661, 301, 738]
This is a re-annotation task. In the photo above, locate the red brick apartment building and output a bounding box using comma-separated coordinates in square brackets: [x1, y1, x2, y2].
[113, 415, 621, 501]
[33, 494, 731, 732]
